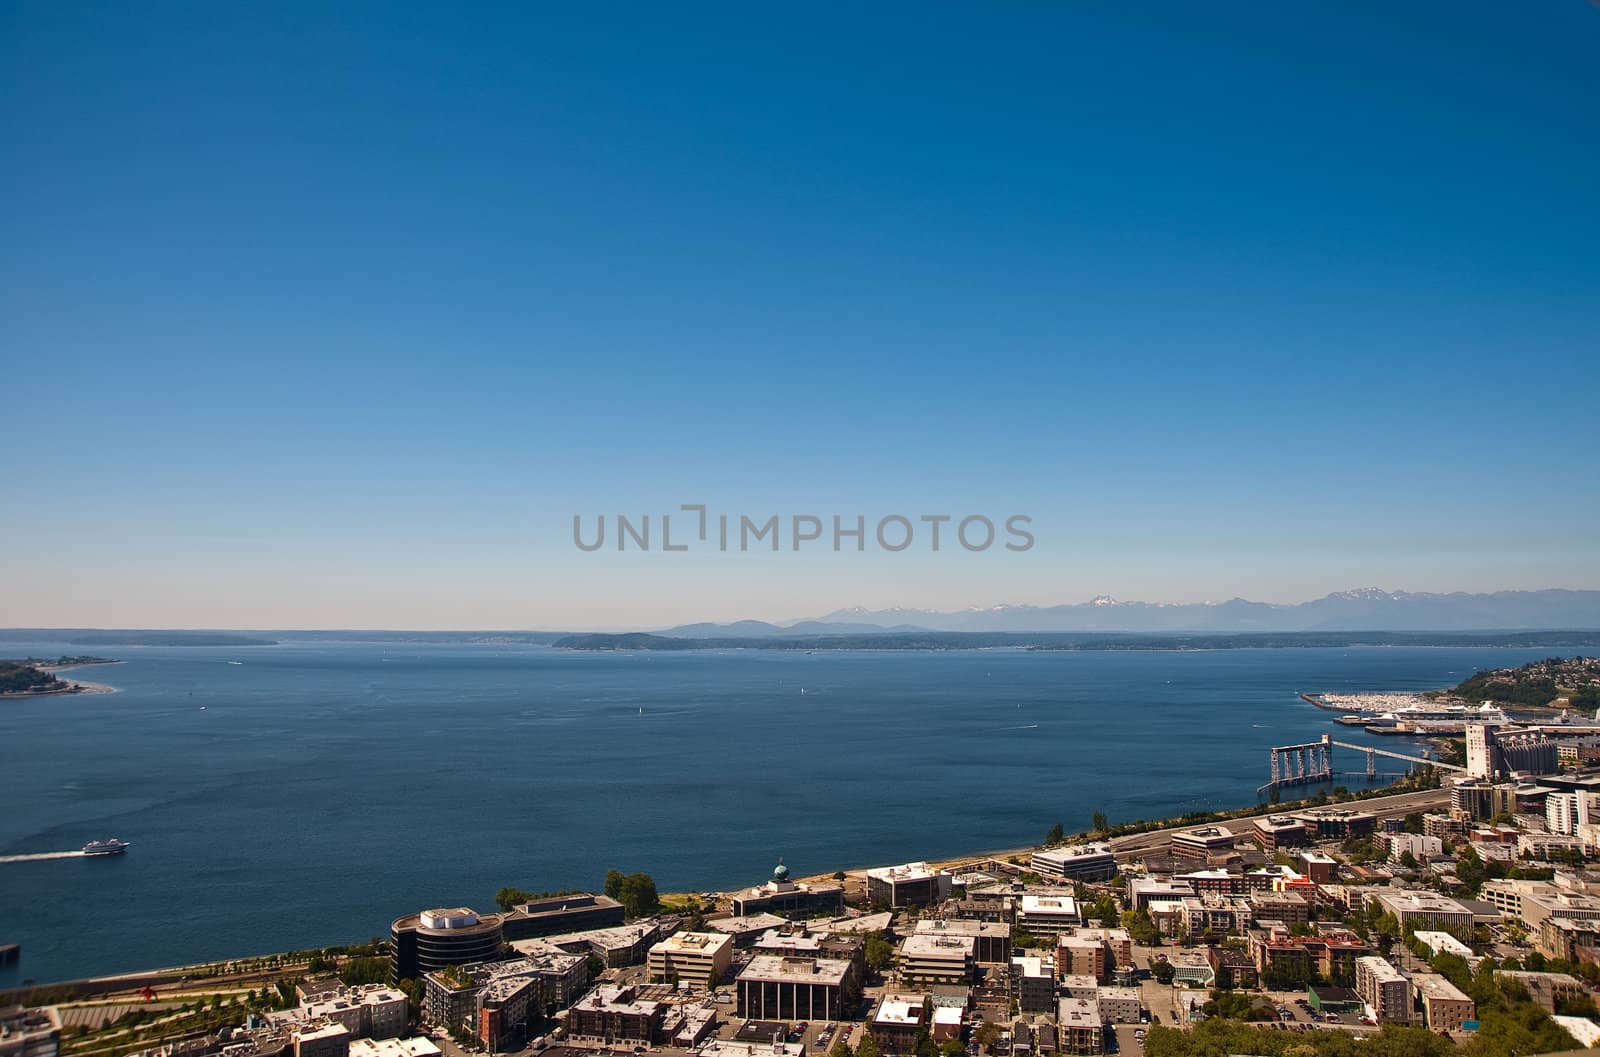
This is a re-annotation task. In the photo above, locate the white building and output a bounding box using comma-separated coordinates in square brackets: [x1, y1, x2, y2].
[1016, 895, 1081, 938]
[1030, 843, 1117, 882]
[1384, 833, 1444, 864]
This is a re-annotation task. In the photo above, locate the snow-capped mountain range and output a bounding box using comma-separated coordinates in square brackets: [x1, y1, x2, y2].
[661, 588, 1600, 636]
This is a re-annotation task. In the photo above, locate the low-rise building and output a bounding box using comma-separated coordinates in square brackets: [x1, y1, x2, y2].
[1371, 891, 1473, 937]
[1292, 808, 1376, 840]
[731, 861, 845, 918]
[1171, 827, 1235, 861]
[915, 918, 1012, 964]
[1055, 998, 1103, 1055]
[1498, 971, 1587, 1013]
[347, 1040, 440, 1057]
[1127, 878, 1195, 911]
[1030, 843, 1117, 883]
[1095, 987, 1141, 1025]
[1540, 916, 1600, 962]
[648, 932, 734, 987]
[1411, 973, 1475, 1031]
[1247, 891, 1310, 927]
[500, 894, 625, 940]
[900, 933, 976, 985]
[697, 1042, 804, 1057]
[543, 920, 664, 968]
[869, 994, 931, 1055]
[1166, 950, 1214, 988]
[1253, 816, 1308, 853]
[293, 1023, 350, 1057]
[735, 955, 857, 1021]
[1018, 896, 1081, 939]
[563, 985, 665, 1044]
[1412, 931, 1477, 964]
[1294, 851, 1338, 884]
[1355, 957, 1410, 1025]
[0, 1006, 60, 1057]
[867, 863, 953, 908]
[1383, 833, 1444, 864]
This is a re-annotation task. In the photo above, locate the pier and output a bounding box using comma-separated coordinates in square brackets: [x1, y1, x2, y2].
[1259, 733, 1464, 795]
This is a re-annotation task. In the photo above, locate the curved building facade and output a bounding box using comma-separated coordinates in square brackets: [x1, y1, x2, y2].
[390, 907, 505, 982]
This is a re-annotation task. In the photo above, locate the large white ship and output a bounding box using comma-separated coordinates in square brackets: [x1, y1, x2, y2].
[82, 838, 130, 856]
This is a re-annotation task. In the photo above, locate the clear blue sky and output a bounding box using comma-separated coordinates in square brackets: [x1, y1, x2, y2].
[3, 2, 1598, 629]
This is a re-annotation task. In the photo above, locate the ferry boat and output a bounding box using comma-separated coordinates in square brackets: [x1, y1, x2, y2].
[82, 838, 129, 856]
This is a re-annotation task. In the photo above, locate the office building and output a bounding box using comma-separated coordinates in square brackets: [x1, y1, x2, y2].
[1371, 891, 1473, 936]
[866, 863, 953, 908]
[1171, 826, 1234, 860]
[390, 908, 505, 983]
[735, 955, 857, 1020]
[1253, 816, 1308, 852]
[500, 894, 625, 940]
[1291, 808, 1376, 840]
[1017, 895, 1082, 938]
[914, 919, 1012, 964]
[1030, 843, 1117, 882]
[731, 861, 845, 918]
[900, 933, 976, 985]
[648, 932, 734, 986]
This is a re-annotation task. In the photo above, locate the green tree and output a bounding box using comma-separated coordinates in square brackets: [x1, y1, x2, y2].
[829, 1038, 854, 1057]
[856, 1034, 881, 1057]
[864, 931, 895, 972]
[1093, 811, 1109, 835]
[1045, 821, 1065, 845]
[1151, 960, 1175, 984]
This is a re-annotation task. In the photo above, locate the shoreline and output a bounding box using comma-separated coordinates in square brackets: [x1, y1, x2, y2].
[4, 781, 1451, 998]
[0, 659, 123, 698]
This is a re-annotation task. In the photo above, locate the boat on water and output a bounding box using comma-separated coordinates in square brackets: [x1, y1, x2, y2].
[82, 838, 130, 856]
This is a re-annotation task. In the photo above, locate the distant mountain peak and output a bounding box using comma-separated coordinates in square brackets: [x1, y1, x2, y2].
[787, 588, 1600, 634]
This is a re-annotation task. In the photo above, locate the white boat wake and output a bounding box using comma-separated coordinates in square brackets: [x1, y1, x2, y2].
[0, 850, 86, 863]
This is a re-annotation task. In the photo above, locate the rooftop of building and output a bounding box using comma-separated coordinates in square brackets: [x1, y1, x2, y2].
[915, 918, 1009, 937]
[867, 862, 947, 883]
[709, 914, 791, 935]
[513, 893, 623, 915]
[1018, 894, 1078, 915]
[697, 1041, 805, 1057]
[348, 1038, 442, 1057]
[1032, 842, 1114, 860]
[738, 955, 853, 985]
[901, 933, 977, 958]
[1411, 973, 1472, 1002]
[874, 996, 927, 1026]
[1375, 890, 1472, 913]
[1057, 997, 1100, 1024]
[655, 932, 733, 955]
[1355, 956, 1406, 984]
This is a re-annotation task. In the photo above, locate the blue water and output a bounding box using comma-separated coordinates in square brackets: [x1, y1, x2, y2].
[0, 641, 1554, 986]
